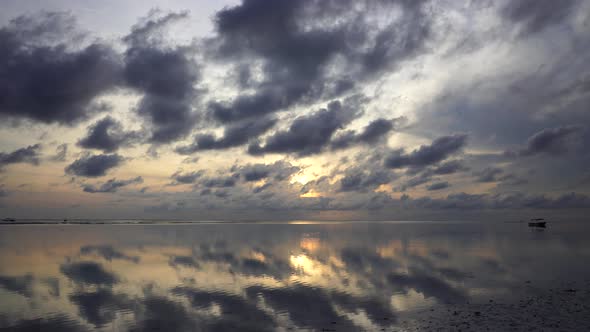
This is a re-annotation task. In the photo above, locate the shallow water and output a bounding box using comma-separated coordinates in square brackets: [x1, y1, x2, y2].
[0, 221, 589, 331]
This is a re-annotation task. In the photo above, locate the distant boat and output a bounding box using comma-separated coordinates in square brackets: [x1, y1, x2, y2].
[2, 218, 16, 222]
[528, 218, 546, 228]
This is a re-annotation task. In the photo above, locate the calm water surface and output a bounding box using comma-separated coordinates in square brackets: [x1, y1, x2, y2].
[0, 221, 589, 331]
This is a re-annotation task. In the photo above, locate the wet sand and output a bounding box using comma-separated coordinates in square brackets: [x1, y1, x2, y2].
[396, 281, 590, 331]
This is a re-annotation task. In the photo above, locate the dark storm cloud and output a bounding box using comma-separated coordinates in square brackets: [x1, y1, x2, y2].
[248, 99, 361, 156]
[80, 245, 139, 263]
[385, 134, 468, 169]
[501, 0, 580, 35]
[60, 261, 118, 286]
[0, 12, 122, 125]
[175, 117, 277, 154]
[0, 144, 42, 169]
[82, 176, 143, 193]
[330, 118, 399, 151]
[232, 160, 300, 182]
[427, 181, 450, 191]
[170, 170, 204, 184]
[209, 0, 431, 123]
[70, 289, 133, 327]
[0, 274, 34, 297]
[65, 153, 123, 177]
[123, 12, 200, 143]
[506, 125, 585, 157]
[78, 116, 141, 152]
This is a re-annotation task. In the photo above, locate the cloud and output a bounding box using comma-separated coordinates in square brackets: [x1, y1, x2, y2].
[232, 160, 300, 182]
[49, 143, 68, 162]
[169, 255, 199, 268]
[133, 296, 195, 332]
[330, 118, 401, 151]
[395, 172, 433, 192]
[209, 0, 431, 123]
[387, 270, 467, 304]
[173, 287, 276, 331]
[70, 289, 133, 327]
[80, 245, 139, 262]
[0, 274, 34, 297]
[175, 117, 277, 153]
[0, 144, 42, 169]
[0, 12, 122, 125]
[82, 176, 143, 193]
[385, 134, 468, 169]
[501, 0, 580, 35]
[253, 183, 272, 193]
[78, 116, 141, 152]
[427, 181, 450, 191]
[170, 170, 204, 184]
[0, 315, 88, 332]
[201, 175, 238, 188]
[60, 261, 118, 285]
[246, 284, 395, 330]
[123, 11, 200, 143]
[430, 160, 469, 175]
[506, 125, 585, 157]
[503, 192, 590, 209]
[474, 167, 504, 183]
[393, 159, 467, 191]
[65, 153, 123, 177]
[339, 169, 393, 192]
[407, 191, 590, 210]
[248, 99, 361, 156]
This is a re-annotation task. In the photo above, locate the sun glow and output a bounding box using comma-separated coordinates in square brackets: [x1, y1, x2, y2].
[300, 189, 322, 198]
[291, 173, 311, 185]
[300, 237, 320, 252]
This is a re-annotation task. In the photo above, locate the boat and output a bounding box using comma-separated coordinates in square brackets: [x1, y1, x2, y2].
[528, 218, 546, 228]
[1, 218, 16, 222]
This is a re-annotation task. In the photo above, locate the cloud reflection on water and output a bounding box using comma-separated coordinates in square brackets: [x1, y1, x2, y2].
[0, 222, 589, 330]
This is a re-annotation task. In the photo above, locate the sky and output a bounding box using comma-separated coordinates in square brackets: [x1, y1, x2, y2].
[0, 0, 589, 221]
